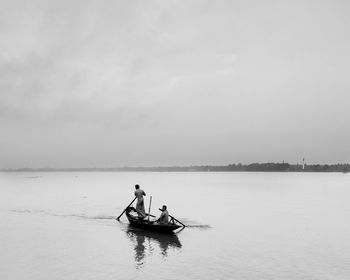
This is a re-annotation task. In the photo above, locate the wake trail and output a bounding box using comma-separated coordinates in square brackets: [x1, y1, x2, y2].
[185, 224, 211, 229]
[8, 209, 117, 221]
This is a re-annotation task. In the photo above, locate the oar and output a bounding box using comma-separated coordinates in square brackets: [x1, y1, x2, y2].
[116, 197, 137, 220]
[158, 208, 186, 227]
[148, 196, 152, 221]
[170, 214, 186, 227]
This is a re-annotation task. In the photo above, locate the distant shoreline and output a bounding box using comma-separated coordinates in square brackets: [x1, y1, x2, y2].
[1, 163, 349, 173]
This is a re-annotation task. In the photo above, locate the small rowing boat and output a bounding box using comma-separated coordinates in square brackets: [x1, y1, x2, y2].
[125, 207, 182, 233]
[117, 195, 186, 233]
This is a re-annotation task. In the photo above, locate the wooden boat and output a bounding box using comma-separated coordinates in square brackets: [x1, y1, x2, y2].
[125, 207, 182, 233]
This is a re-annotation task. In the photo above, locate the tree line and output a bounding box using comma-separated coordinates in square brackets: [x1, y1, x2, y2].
[2, 163, 350, 172]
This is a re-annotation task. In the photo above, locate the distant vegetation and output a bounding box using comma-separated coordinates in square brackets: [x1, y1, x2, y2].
[2, 163, 350, 172]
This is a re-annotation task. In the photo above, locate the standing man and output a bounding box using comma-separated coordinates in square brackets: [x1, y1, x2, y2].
[134, 184, 146, 218]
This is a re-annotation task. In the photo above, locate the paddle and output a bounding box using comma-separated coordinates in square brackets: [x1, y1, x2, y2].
[148, 196, 152, 221]
[158, 208, 186, 227]
[116, 197, 137, 220]
[169, 214, 186, 228]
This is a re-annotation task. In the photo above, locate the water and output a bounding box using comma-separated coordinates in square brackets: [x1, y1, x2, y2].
[1, 172, 350, 279]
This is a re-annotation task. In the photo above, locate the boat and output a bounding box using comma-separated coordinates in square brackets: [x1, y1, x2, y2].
[125, 207, 182, 233]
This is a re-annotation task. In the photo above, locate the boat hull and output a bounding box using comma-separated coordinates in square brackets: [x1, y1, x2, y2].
[126, 209, 181, 233]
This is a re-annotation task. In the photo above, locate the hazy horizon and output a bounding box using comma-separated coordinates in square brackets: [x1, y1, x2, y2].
[2, 160, 350, 170]
[1, 0, 350, 168]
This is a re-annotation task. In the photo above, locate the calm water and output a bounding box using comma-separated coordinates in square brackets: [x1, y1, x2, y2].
[1, 172, 350, 279]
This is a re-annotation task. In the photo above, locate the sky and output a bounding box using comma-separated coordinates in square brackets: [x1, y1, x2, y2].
[1, 0, 350, 168]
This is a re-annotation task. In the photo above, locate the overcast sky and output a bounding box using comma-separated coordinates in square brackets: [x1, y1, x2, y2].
[1, 0, 349, 168]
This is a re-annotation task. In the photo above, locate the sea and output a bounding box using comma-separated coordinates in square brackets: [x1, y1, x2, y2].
[1, 172, 350, 280]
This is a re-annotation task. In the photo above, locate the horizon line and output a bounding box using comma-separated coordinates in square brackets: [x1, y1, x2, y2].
[1, 161, 350, 172]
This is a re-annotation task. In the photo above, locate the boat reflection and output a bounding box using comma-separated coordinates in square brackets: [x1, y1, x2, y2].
[126, 226, 182, 268]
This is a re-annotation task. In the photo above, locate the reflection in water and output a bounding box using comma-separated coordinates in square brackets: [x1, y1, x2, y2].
[126, 226, 182, 268]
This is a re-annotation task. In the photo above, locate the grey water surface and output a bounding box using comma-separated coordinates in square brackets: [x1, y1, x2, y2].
[1, 172, 350, 280]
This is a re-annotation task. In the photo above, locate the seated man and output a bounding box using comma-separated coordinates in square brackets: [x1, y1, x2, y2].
[156, 205, 169, 224]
